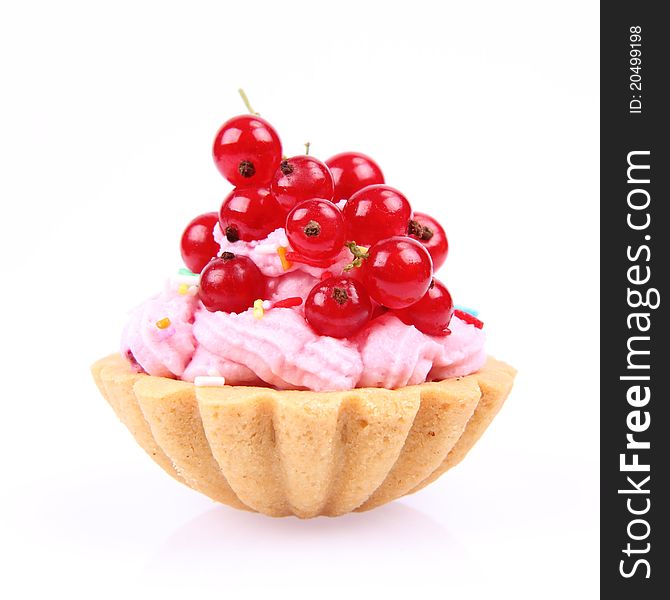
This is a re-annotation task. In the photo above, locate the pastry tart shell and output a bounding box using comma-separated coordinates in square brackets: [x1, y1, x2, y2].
[92, 354, 515, 518]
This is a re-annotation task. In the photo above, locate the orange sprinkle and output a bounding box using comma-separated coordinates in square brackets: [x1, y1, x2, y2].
[156, 317, 171, 329]
[277, 246, 292, 271]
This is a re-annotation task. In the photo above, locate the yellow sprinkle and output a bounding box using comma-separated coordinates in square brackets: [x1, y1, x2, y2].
[178, 283, 189, 295]
[253, 299, 264, 320]
[156, 317, 171, 330]
[277, 246, 291, 271]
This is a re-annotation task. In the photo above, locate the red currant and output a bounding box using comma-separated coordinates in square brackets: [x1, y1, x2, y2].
[395, 279, 454, 336]
[180, 212, 220, 273]
[360, 236, 433, 309]
[219, 187, 284, 242]
[325, 152, 384, 201]
[212, 115, 282, 187]
[286, 199, 346, 261]
[199, 252, 266, 313]
[342, 185, 412, 246]
[271, 155, 334, 211]
[371, 302, 389, 320]
[305, 277, 373, 338]
[408, 212, 449, 270]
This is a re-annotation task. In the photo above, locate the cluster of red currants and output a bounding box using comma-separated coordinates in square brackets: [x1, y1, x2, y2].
[180, 109, 454, 338]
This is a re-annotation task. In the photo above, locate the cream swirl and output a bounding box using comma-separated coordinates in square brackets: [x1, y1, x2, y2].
[190, 307, 363, 391]
[213, 224, 350, 278]
[121, 285, 485, 390]
[121, 227, 486, 390]
[120, 286, 198, 378]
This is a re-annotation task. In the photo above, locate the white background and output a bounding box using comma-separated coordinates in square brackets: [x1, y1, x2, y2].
[0, 1, 599, 598]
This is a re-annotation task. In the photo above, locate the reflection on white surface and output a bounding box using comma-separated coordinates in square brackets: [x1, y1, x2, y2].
[0, 444, 599, 599]
[144, 501, 466, 589]
[1, 465, 468, 596]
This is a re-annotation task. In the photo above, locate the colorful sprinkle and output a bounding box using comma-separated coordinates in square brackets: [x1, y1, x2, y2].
[156, 317, 172, 329]
[173, 267, 200, 288]
[253, 298, 265, 319]
[272, 296, 303, 309]
[277, 246, 292, 271]
[194, 376, 226, 387]
[454, 309, 484, 329]
[178, 283, 189, 295]
[285, 251, 334, 268]
[454, 305, 479, 317]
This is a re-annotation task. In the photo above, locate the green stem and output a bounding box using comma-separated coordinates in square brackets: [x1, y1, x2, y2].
[238, 88, 259, 115]
[343, 241, 370, 272]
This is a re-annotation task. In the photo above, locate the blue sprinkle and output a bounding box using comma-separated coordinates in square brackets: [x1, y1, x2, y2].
[455, 305, 479, 317]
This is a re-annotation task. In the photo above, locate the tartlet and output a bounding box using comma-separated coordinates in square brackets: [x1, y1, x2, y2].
[92, 353, 514, 518]
[93, 94, 515, 518]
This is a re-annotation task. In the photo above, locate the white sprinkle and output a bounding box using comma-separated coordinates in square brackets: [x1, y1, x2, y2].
[262, 300, 272, 310]
[187, 285, 198, 296]
[194, 376, 226, 387]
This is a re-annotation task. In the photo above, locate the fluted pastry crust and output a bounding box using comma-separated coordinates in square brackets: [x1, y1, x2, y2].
[92, 354, 515, 517]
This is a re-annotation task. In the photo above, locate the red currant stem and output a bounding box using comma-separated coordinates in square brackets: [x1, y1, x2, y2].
[238, 88, 259, 116]
[304, 142, 311, 155]
[343, 241, 369, 272]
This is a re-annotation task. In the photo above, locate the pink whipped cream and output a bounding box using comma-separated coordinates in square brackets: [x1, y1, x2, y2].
[121, 228, 486, 391]
[213, 225, 351, 278]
